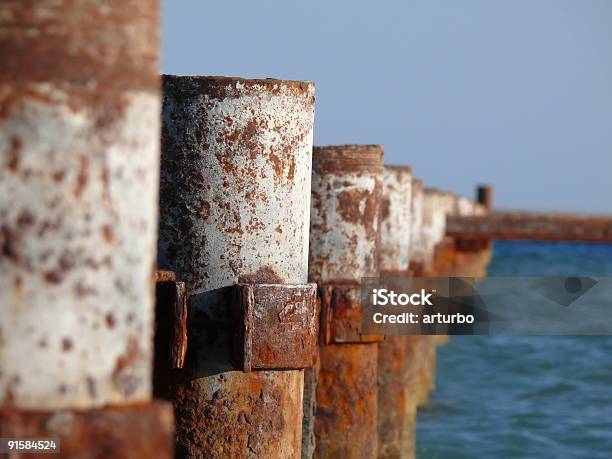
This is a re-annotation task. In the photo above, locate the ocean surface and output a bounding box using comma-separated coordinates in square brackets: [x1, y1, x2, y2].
[416, 241, 612, 458]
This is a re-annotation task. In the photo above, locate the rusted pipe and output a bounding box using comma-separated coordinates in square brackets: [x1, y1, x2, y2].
[377, 165, 414, 459]
[379, 166, 412, 275]
[306, 145, 384, 459]
[421, 189, 446, 271]
[413, 188, 453, 408]
[158, 76, 315, 458]
[408, 179, 424, 276]
[421, 188, 460, 272]
[0, 0, 161, 411]
[0, 1, 173, 455]
[0, 0, 172, 458]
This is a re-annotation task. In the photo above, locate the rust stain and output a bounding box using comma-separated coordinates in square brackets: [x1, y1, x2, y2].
[101, 225, 114, 243]
[315, 344, 378, 459]
[0, 225, 20, 263]
[238, 266, 285, 284]
[172, 371, 302, 458]
[7, 137, 21, 171]
[73, 156, 89, 198]
[0, 0, 160, 91]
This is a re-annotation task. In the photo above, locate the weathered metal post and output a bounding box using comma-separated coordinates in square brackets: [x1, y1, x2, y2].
[379, 166, 412, 276]
[476, 185, 494, 211]
[377, 165, 413, 459]
[421, 188, 446, 272]
[0, 1, 173, 455]
[158, 76, 317, 458]
[414, 187, 452, 405]
[449, 192, 493, 277]
[404, 177, 435, 440]
[308, 145, 384, 459]
[431, 191, 459, 275]
[409, 179, 425, 276]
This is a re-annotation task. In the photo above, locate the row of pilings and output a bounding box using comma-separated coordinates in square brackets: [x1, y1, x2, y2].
[0, 2, 492, 458]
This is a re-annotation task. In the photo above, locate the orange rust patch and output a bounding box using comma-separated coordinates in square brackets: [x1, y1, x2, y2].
[238, 266, 285, 284]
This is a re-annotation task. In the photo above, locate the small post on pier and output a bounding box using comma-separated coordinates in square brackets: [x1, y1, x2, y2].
[476, 185, 494, 211]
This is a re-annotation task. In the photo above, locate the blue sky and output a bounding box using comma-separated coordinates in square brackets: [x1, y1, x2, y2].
[163, 0, 612, 212]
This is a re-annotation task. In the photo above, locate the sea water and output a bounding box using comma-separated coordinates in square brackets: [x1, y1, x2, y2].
[416, 241, 612, 458]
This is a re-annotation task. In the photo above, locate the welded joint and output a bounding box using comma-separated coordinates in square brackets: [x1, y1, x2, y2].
[319, 283, 385, 345]
[231, 283, 319, 372]
[155, 271, 188, 369]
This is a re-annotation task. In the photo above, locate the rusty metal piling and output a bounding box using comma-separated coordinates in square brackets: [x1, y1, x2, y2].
[0, 1, 173, 455]
[407, 179, 438, 395]
[414, 188, 450, 406]
[377, 165, 414, 459]
[422, 188, 451, 273]
[158, 76, 316, 458]
[379, 166, 412, 276]
[306, 145, 384, 459]
[408, 179, 425, 276]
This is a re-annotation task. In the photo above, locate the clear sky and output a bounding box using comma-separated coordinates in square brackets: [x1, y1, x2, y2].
[162, 0, 612, 213]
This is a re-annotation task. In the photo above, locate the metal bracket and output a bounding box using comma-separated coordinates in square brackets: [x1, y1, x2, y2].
[155, 270, 188, 370]
[231, 283, 319, 372]
[319, 283, 384, 345]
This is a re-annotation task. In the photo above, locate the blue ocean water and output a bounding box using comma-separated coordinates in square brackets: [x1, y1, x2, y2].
[416, 241, 612, 459]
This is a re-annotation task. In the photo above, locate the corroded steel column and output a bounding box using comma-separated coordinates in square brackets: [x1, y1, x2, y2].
[159, 76, 315, 458]
[430, 191, 459, 275]
[439, 191, 456, 220]
[379, 166, 412, 275]
[308, 145, 384, 459]
[414, 188, 447, 407]
[377, 165, 413, 459]
[409, 179, 424, 275]
[421, 188, 447, 271]
[447, 191, 493, 277]
[0, 1, 173, 455]
[404, 179, 431, 428]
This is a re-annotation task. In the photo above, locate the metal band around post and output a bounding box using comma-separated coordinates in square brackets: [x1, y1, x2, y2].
[232, 283, 319, 372]
[0, 402, 174, 458]
[319, 283, 384, 345]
